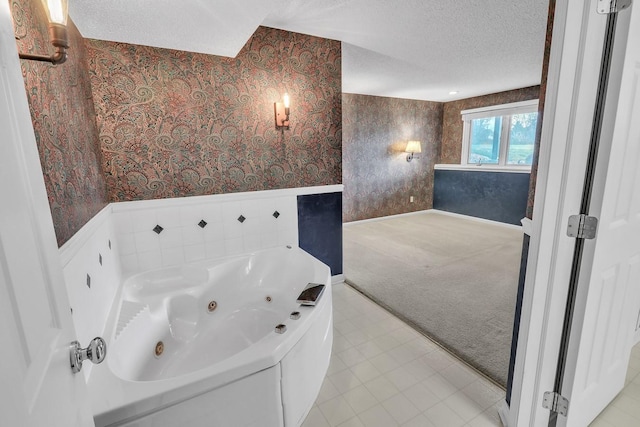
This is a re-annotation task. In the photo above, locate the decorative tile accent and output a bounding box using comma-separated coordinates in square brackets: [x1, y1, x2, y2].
[99, 253, 103, 266]
[153, 225, 164, 234]
[109, 189, 307, 275]
[86, 274, 91, 289]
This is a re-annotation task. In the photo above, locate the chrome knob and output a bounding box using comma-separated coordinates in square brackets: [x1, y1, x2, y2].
[70, 337, 107, 374]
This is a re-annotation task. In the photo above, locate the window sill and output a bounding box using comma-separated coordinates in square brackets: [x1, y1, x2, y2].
[434, 164, 532, 173]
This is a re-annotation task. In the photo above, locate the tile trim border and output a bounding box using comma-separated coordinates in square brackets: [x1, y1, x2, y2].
[111, 185, 345, 213]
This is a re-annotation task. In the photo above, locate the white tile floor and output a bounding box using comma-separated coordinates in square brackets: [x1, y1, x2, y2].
[302, 283, 505, 427]
[590, 342, 640, 427]
[304, 283, 640, 427]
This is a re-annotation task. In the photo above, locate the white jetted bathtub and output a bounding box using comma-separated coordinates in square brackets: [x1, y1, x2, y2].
[88, 246, 333, 427]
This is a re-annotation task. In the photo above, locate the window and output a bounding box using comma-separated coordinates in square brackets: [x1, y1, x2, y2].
[461, 100, 539, 167]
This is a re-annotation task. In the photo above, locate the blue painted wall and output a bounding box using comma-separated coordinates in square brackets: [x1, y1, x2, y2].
[297, 192, 343, 276]
[506, 234, 530, 404]
[433, 169, 530, 225]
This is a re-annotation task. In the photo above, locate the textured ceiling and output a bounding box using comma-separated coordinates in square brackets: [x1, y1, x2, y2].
[69, 0, 273, 58]
[69, 0, 549, 102]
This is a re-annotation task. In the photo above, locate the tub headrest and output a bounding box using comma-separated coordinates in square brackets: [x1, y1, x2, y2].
[180, 265, 210, 284]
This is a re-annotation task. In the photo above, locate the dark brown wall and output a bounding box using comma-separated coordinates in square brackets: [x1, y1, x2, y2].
[12, 0, 109, 247]
[342, 94, 443, 222]
[527, 0, 556, 219]
[440, 86, 542, 164]
[85, 27, 342, 202]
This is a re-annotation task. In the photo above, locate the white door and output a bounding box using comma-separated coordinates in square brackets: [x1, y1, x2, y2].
[558, 2, 640, 426]
[0, 2, 95, 426]
[507, 1, 640, 426]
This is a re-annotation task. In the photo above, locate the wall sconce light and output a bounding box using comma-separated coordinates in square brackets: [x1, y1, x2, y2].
[274, 93, 290, 130]
[17, 0, 69, 65]
[405, 140, 422, 162]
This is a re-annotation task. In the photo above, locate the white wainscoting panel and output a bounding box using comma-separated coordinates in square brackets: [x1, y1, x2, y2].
[59, 205, 122, 380]
[111, 191, 302, 276]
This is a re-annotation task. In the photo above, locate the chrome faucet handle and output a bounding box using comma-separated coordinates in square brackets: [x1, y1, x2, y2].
[70, 337, 107, 374]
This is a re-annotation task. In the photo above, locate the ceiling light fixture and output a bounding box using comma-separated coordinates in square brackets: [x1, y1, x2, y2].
[18, 0, 69, 65]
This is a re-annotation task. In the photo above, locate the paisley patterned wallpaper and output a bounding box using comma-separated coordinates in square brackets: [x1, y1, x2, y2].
[343, 93, 443, 222]
[12, 0, 109, 247]
[440, 86, 541, 164]
[85, 27, 342, 202]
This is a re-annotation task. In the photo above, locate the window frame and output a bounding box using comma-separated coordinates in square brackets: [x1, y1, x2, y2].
[460, 99, 539, 168]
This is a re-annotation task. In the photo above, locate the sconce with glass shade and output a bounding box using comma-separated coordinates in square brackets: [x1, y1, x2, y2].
[17, 0, 69, 65]
[405, 140, 422, 162]
[274, 93, 290, 130]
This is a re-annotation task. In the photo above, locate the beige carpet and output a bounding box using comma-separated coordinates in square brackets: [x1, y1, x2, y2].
[343, 210, 523, 387]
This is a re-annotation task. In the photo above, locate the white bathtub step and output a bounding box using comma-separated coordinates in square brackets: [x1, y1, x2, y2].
[115, 301, 149, 339]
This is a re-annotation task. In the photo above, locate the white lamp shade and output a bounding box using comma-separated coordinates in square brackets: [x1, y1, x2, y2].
[42, 0, 68, 25]
[405, 140, 422, 153]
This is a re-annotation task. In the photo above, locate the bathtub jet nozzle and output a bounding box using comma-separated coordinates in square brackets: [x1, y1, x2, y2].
[155, 341, 164, 357]
[207, 300, 218, 312]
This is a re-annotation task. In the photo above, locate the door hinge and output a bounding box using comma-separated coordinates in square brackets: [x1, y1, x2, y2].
[567, 214, 598, 239]
[597, 0, 632, 14]
[542, 391, 569, 416]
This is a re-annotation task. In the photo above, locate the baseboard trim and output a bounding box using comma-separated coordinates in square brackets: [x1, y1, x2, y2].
[343, 209, 523, 231]
[520, 217, 533, 236]
[430, 209, 523, 231]
[343, 210, 431, 226]
[332, 274, 345, 285]
[498, 400, 510, 427]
